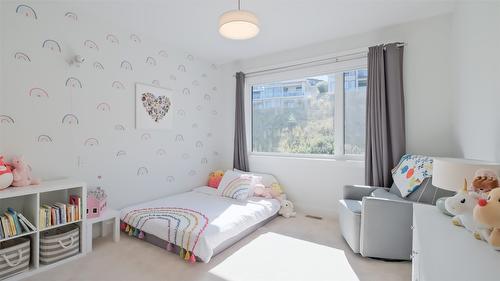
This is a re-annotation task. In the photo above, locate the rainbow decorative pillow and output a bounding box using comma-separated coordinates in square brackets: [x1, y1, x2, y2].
[217, 170, 260, 201]
[392, 154, 433, 197]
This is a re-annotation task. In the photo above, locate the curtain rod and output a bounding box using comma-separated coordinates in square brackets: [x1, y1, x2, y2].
[236, 42, 406, 78]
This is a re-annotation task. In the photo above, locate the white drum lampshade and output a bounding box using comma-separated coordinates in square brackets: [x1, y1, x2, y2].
[432, 157, 500, 191]
[218, 10, 259, 40]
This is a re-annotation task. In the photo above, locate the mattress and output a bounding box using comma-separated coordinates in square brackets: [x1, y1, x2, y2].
[120, 186, 280, 262]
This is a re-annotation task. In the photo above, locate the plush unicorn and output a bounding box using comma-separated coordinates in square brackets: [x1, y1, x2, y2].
[473, 188, 500, 250]
[445, 179, 484, 240]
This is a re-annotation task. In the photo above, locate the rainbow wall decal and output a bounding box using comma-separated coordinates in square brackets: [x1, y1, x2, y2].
[116, 150, 127, 157]
[141, 133, 151, 141]
[204, 94, 211, 102]
[130, 34, 141, 43]
[212, 86, 218, 91]
[37, 135, 53, 143]
[29, 88, 49, 98]
[96, 102, 111, 112]
[0, 115, 15, 125]
[42, 39, 61, 52]
[186, 54, 194, 61]
[84, 138, 99, 146]
[159, 50, 168, 58]
[145, 57, 157, 66]
[120, 60, 133, 71]
[14, 52, 31, 62]
[62, 114, 79, 125]
[114, 124, 126, 130]
[177, 65, 186, 72]
[93, 61, 104, 70]
[156, 148, 166, 156]
[201, 157, 208, 164]
[196, 105, 203, 111]
[122, 207, 209, 256]
[66, 77, 83, 88]
[182, 88, 190, 95]
[84, 40, 99, 50]
[175, 134, 184, 142]
[106, 34, 119, 44]
[16, 4, 37, 19]
[65, 12, 78, 21]
[112, 81, 125, 90]
[195, 141, 203, 148]
[192, 80, 200, 86]
[137, 167, 148, 176]
[166, 176, 175, 183]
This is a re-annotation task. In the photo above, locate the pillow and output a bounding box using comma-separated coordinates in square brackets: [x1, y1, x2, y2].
[192, 186, 219, 196]
[218, 170, 260, 201]
[207, 170, 224, 189]
[389, 177, 456, 205]
[391, 154, 433, 197]
[233, 169, 279, 188]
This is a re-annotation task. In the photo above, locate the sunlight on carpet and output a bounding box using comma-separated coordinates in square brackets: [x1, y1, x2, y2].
[209, 232, 360, 281]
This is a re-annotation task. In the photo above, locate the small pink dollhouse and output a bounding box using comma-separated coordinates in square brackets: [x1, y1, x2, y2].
[87, 187, 107, 218]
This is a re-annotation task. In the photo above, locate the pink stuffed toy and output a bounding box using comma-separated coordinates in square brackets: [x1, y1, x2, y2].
[10, 156, 41, 187]
[253, 183, 285, 201]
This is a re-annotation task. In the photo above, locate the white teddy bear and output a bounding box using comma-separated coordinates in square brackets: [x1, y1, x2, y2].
[279, 200, 296, 218]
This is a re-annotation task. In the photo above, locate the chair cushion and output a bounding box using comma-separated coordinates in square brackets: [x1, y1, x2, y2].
[371, 188, 406, 202]
[339, 199, 362, 214]
[389, 177, 455, 205]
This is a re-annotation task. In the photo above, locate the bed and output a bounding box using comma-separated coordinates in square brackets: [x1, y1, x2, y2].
[120, 186, 280, 263]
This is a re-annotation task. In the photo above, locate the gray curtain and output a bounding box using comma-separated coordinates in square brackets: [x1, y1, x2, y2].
[365, 43, 406, 187]
[233, 72, 249, 171]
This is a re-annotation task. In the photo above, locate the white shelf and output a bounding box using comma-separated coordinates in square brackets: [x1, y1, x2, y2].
[0, 178, 87, 281]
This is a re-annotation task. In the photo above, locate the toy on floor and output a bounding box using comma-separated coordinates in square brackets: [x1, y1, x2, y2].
[473, 188, 500, 250]
[445, 179, 484, 240]
[9, 156, 41, 187]
[0, 156, 13, 190]
[207, 170, 224, 188]
[254, 182, 286, 201]
[472, 169, 499, 193]
[278, 199, 296, 218]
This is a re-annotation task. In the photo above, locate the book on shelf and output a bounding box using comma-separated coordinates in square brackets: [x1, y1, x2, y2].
[39, 196, 81, 229]
[0, 208, 36, 240]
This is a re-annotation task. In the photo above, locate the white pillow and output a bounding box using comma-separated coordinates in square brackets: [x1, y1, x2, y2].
[218, 170, 260, 201]
[233, 169, 279, 188]
[192, 186, 218, 196]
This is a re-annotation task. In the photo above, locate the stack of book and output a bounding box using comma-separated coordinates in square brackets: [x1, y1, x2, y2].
[39, 195, 81, 229]
[0, 208, 36, 239]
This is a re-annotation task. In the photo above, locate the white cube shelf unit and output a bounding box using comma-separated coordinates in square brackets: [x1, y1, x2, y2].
[0, 179, 87, 281]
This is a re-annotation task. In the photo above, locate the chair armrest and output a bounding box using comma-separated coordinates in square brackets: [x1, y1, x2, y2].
[360, 197, 413, 260]
[343, 185, 388, 201]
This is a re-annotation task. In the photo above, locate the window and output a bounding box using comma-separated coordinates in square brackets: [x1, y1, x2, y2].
[250, 63, 367, 158]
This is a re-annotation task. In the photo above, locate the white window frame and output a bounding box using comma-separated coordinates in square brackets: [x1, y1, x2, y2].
[245, 57, 367, 161]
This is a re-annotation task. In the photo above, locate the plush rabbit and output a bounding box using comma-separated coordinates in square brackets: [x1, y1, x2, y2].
[10, 156, 41, 187]
[278, 200, 296, 218]
[445, 179, 484, 240]
[473, 188, 500, 250]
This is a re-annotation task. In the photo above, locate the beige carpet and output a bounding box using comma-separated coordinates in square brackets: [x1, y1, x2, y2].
[25, 214, 410, 281]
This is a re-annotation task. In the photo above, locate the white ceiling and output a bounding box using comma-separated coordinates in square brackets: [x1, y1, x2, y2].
[84, 0, 456, 64]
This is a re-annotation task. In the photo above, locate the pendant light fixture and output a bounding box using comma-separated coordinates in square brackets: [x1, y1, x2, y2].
[218, 0, 259, 40]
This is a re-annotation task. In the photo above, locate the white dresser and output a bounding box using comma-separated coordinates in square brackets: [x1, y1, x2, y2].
[412, 204, 500, 281]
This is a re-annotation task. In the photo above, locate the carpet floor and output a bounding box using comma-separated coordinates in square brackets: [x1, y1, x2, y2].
[24, 214, 410, 281]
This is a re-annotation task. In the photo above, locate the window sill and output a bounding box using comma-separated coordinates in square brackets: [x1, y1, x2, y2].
[248, 152, 365, 166]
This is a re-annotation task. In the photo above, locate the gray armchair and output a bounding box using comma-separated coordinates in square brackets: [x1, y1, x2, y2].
[338, 178, 454, 260]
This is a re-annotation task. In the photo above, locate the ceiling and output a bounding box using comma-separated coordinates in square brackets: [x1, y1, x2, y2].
[83, 0, 456, 64]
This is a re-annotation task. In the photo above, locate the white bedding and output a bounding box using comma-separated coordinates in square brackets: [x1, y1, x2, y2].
[120, 186, 280, 262]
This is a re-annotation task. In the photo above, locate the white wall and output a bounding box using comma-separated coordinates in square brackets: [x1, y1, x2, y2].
[223, 14, 459, 218]
[451, 2, 500, 162]
[0, 1, 227, 209]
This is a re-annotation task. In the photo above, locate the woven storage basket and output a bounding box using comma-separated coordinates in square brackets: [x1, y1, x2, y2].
[0, 237, 30, 280]
[40, 224, 80, 265]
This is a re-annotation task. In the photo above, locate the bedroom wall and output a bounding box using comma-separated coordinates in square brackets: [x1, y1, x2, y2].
[222, 14, 458, 218]
[0, 1, 226, 209]
[451, 2, 500, 162]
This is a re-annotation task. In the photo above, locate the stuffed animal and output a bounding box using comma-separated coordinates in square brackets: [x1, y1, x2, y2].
[472, 169, 499, 193]
[207, 170, 224, 188]
[445, 179, 484, 240]
[473, 188, 500, 250]
[10, 156, 41, 187]
[253, 182, 286, 201]
[0, 156, 13, 190]
[278, 200, 296, 218]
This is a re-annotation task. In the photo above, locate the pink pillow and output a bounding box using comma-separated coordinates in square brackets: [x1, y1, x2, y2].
[208, 177, 222, 189]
